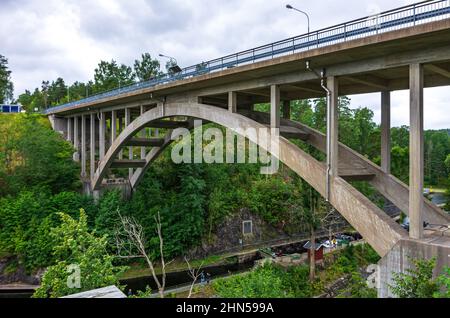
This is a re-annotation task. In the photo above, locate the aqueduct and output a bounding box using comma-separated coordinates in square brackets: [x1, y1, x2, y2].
[46, 1, 450, 297]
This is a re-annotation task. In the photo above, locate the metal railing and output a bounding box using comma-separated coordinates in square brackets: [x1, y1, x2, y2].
[45, 0, 450, 114]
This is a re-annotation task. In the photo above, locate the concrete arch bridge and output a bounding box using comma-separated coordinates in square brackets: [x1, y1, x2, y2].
[46, 1, 450, 297]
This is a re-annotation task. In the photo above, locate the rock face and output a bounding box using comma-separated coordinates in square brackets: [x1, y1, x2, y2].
[0, 257, 41, 285]
[188, 208, 296, 259]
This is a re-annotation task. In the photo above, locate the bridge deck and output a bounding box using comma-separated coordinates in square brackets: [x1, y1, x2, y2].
[46, 5, 450, 116]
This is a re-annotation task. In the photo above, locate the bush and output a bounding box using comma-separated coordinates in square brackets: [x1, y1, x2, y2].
[33, 210, 124, 298]
[389, 258, 439, 298]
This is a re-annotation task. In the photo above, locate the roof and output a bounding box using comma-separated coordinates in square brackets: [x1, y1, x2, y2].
[61, 285, 127, 298]
[303, 241, 326, 251]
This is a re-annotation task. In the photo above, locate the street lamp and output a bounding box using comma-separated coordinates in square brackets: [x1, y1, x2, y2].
[159, 54, 182, 75]
[286, 4, 311, 50]
[286, 4, 310, 34]
[159, 53, 178, 66]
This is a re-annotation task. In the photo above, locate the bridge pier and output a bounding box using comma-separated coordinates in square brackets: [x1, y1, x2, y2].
[90, 113, 96, 179]
[378, 236, 450, 298]
[409, 63, 424, 240]
[67, 117, 73, 143]
[73, 116, 80, 162]
[327, 76, 339, 179]
[381, 91, 391, 174]
[270, 85, 280, 129]
[81, 115, 87, 177]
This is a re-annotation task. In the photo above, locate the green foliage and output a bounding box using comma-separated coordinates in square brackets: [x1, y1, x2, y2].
[33, 210, 124, 298]
[213, 264, 298, 298]
[94, 60, 135, 93]
[134, 53, 161, 82]
[0, 114, 80, 196]
[435, 267, 450, 298]
[338, 272, 377, 298]
[0, 188, 97, 272]
[389, 258, 439, 298]
[213, 245, 379, 298]
[0, 54, 14, 103]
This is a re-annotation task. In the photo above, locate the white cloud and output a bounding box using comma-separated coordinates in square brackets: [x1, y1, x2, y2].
[0, 0, 448, 128]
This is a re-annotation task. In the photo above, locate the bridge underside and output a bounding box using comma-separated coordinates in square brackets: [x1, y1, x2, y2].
[48, 20, 450, 261]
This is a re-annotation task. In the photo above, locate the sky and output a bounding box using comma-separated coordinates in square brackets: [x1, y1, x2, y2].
[0, 0, 449, 129]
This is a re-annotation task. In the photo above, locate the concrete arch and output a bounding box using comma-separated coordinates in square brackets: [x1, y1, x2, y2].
[93, 102, 406, 256]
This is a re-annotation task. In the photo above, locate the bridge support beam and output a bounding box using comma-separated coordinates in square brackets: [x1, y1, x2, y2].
[228, 91, 237, 113]
[381, 91, 391, 174]
[67, 117, 73, 143]
[111, 110, 117, 145]
[99, 112, 106, 160]
[81, 115, 87, 177]
[125, 108, 133, 179]
[118, 115, 123, 160]
[283, 100, 291, 120]
[409, 63, 424, 240]
[73, 116, 80, 162]
[140, 106, 146, 160]
[90, 113, 96, 178]
[327, 76, 339, 178]
[270, 85, 280, 129]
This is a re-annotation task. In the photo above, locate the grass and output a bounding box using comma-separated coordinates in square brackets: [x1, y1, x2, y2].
[119, 254, 228, 280]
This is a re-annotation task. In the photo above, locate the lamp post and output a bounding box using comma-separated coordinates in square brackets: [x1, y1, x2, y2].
[159, 54, 178, 66]
[286, 4, 311, 49]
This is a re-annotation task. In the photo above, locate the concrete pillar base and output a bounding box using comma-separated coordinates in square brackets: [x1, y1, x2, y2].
[377, 237, 450, 298]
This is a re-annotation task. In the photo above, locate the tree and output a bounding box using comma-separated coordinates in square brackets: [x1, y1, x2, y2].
[389, 258, 439, 298]
[94, 60, 135, 93]
[0, 114, 80, 196]
[33, 210, 124, 298]
[0, 54, 14, 103]
[47, 78, 67, 106]
[299, 180, 329, 282]
[17, 90, 33, 112]
[134, 53, 161, 82]
[116, 212, 172, 298]
[41, 81, 50, 109]
[184, 257, 204, 298]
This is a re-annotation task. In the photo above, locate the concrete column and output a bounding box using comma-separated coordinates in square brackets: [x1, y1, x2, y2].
[67, 117, 73, 143]
[270, 85, 280, 129]
[90, 113, 96, 178]
[327, 76, 339, 177]
[81, 115, 87, 177]
[99, 112, 106, 161]
[140, 105, 146, 159]
[118, 115, 123, 160]
[283, 100, 291, 120]
[409, 63, 424, 240]
[73, 116, 79, 151]
[125, 108, 133, 179]
[228, 91, 237, 113]
[111, 110, 117, 145]
[381, 91, 391, 174]
[73, 116, 80, 162]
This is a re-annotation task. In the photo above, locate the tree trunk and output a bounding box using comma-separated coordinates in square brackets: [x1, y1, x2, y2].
[309, 226, 316, 282]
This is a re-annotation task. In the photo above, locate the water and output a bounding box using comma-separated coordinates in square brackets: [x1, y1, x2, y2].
[431, 193, 448, 206]
[121, 260, 257, 296]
